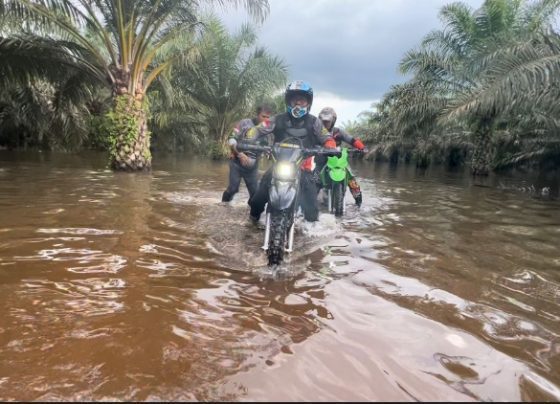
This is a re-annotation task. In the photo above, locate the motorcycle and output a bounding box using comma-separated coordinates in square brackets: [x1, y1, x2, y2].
[319, 146, 364, 217]
[238, 140, 338, 266]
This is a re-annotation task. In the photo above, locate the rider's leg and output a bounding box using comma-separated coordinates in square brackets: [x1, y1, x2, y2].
[243, 166, 259, 203]
[222, 160, 242, 202]
[248, 168, 273, 221]
[300, 171, 320, 222]
[346, 166, 362, 206]
[314, 156, 327, 193]
[318, 169, 329, 206]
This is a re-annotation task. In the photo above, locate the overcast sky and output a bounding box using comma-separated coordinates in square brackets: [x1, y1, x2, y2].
[216, 0, 485, 125]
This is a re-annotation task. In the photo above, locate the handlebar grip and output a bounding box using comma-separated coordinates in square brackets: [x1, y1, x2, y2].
[303, 148, 341, 156]
[237, 143, 270, 152]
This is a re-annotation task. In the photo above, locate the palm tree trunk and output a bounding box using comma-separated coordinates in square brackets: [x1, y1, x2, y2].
[108, 93, 152, 171]
[208, 118, 230, 159]
[471, 118, 493, 176]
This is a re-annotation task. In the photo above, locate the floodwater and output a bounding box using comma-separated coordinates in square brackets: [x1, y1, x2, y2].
[0, 150, 559, 401]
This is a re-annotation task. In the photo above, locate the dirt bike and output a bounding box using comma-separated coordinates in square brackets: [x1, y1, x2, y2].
[238, 140, 339, 266]
[319, 147, 364, 217]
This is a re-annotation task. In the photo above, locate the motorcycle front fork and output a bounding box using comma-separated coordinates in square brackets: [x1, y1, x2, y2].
[286, 221, 295, 252]
[262, 213, 271, 250]
[261, 211, 295, 253]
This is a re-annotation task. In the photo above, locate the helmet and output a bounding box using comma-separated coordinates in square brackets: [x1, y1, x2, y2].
[318, 107, 337, 130]
[285, 80, 313, 119]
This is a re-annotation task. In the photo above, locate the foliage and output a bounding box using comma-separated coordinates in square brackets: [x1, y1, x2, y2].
[0, 0, 271, 167]
[349, 0, 560, 174]
[150, 16, 287, 157]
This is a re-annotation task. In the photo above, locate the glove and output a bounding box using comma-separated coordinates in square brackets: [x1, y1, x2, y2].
[238, 152, 250, 167]
[353, 139, 365, 150]
[323, 138, 337, 149]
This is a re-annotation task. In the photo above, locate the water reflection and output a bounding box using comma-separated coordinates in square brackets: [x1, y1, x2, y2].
[0, 151, 559, 400]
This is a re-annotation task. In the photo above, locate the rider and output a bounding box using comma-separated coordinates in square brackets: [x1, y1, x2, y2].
[222, 104, 273, 203]
[317, 106, 365, 206]
[248, 80, 336, 223]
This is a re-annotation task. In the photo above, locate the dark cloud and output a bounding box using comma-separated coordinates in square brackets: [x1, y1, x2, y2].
[217, 0, 485, 116]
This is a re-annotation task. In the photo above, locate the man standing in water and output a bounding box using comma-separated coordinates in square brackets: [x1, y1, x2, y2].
[221, 104, 273, 203]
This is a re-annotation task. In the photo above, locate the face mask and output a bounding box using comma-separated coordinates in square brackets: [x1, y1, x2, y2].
[290, 105, 308, 119]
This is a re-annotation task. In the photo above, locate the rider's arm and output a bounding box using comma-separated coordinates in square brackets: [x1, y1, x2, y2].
[337, 127, 365, 150]
[228, 121, 242, 157]
[229, 119, 254, 163]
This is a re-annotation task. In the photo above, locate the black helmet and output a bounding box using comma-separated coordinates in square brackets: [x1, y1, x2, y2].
[285, 80, 313, 119]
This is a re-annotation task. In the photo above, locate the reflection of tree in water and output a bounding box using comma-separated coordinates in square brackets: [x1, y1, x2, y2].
[110, 172, 154, 261]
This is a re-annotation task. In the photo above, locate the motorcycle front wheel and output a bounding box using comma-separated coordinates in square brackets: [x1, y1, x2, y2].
[332, 182, 345, 217]
[267, 209, 291, 265]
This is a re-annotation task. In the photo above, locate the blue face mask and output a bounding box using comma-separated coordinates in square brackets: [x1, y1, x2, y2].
[289, 105, 308, 119]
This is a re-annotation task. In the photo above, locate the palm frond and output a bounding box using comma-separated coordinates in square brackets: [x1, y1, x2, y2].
[444, 33, 560, 120]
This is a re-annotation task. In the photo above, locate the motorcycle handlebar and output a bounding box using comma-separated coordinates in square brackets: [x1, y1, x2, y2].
[237, 142, 342, 157]
[236, 143, 269, 153]
[347, 147, 368, 154]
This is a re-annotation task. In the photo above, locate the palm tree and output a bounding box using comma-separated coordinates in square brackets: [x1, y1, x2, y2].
[398, 0, 560, 174]
[447, 31, 560, 169]
[0, 34, 104, 149]
[0, 0, 269, 170]
[161, 17, 287, 158]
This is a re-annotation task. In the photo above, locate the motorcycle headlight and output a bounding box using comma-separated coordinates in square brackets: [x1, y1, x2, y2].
[275, 162, 295, 180]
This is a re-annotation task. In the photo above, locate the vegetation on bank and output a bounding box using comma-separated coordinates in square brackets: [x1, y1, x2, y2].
[0, 0, 559, 178]
[345, 0, 560, 176]
[0, 0, 280, 170]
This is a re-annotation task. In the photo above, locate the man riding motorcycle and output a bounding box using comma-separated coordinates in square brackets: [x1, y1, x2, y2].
[317, 107, 365, 206]
[248, 80, 336, 223]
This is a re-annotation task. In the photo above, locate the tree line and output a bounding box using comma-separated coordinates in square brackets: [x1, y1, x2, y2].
[346, 0, 560, 176]
[1, 0, 559, 177]
[0, 0, 287, 169]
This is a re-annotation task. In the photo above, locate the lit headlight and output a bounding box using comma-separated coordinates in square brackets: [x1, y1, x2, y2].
[275, 162, 295, 180]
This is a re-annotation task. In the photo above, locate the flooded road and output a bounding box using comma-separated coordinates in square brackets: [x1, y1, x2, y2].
[0, 150, 559, 401]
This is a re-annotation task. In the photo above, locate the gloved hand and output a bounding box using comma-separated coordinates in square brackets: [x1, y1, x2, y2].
[353, 139, 365, 150]
[238, 152, 251, 167]
[323, 138, 337, 149]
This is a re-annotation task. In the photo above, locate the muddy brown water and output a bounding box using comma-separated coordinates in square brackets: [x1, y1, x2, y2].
[0, 151, 559, 401]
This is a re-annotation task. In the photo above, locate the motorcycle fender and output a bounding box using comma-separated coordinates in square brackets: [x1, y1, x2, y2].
[327, 149, 349, 170]
[329, 167, 346, 182]
[270, 180, 297, 210]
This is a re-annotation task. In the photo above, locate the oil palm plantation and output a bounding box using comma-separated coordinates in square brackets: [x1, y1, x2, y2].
[397, 0, 560, 174]
[445, 31, 560, 170]
[0, 34, 104, 149]
[155, 17, 287, 158]
[0, 0, 269, 170]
